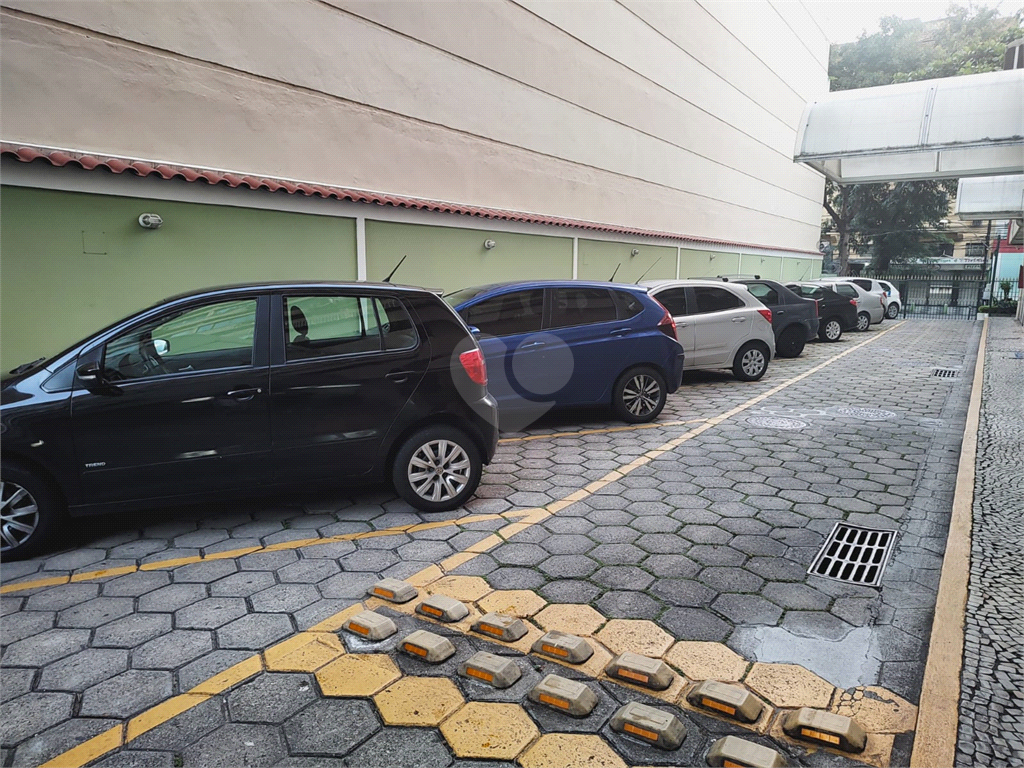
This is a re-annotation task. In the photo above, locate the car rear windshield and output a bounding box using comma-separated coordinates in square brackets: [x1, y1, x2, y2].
[444, 286, 490, 307]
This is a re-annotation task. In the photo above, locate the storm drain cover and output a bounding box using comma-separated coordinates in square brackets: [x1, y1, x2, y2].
[933, 368, 960, 378]
[746, 416, 807, 430]
[828, 406, 897, 421]
[808, 523, 897, 588]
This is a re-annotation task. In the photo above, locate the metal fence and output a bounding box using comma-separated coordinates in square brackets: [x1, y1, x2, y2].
[873, 273, 990, 320]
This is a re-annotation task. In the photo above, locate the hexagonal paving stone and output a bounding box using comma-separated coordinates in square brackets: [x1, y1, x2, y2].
[80, 669, 173, 718]
[184, 722, 287, 767]
[210, 571, 276, 597]
[2, 627, 91, 666]
[283, 699, 381, 755]
[277, 559, 342, 584]
[316, 654, 401, 697]
[698, 567, 765, 593]
[712, 595, 782, 625]
[744, 662, 836, 708]
[343, 727, 453, 768]
[13, 715, 120, 766]
[93, 613, 172, 648]
[101, 571, 171, 597]
[136, 583, 208, 613]
[650, 579, 714, 607]
[595, 619, 674, 657]
[761, 583, 831, 611]
[591, 566, 654, 592]
[595, 591, 661, 620]
[250, 584, 320, 614]
[227, 672, 317, 723]
[534, 603, 606, 635]
[425, 575, 492, 602]
[265, 633, 346, 673]
[1, 610, 55, 645]
[538, 580, 602, 605]
[538, 555, 599, 578]
[217, 614, 294, 649]
[476, 589, 546, 618]
[664, 641, 748, 681]
[38, 648, 129, 691]
[440, 701, 539, 760]
[172, 559, 238, 583]
[373, 676, 464, 726]
[25, 584, 99, 612]
[520, 733, 626, 768]
[175, 597, 249, 629]
[658, 607, 732, 642]
[132, 630, 214, 669]
[0, 692, 74, 745]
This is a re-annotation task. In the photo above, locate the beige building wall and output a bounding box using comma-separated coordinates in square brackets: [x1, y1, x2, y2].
[0, 0, 828, 253]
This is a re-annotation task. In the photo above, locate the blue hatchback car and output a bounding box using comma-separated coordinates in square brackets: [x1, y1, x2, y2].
[445, 281, 684, 428]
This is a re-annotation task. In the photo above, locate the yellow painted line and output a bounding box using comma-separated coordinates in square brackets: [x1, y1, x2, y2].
[125, 694, 211, 742]
[498, 418, 706, 443]
[41, 325, 902, 768]
[911, 317, 987, 768]
[0, 574, 70, 593]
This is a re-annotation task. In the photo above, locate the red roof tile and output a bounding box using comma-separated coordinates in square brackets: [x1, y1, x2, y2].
[0, 143, 819, 256]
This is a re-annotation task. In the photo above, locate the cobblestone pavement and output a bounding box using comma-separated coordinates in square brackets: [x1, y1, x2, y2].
[955, 318, 1024, 767]
[0, 319, 982, 767]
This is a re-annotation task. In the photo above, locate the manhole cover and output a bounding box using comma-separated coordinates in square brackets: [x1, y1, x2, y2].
[829, 406, 897, 421]
[746, 416, 808, 430]
[933, 368, 960, 378]
[808, 523, 897, 588]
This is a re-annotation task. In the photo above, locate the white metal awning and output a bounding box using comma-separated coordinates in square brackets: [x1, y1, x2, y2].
[956, 175, 1024, 218]
[794, 69, 1024, 184]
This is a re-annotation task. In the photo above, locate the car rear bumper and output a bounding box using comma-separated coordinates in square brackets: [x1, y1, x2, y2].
[470, 393, 499, 462]
[667, 351, 685, 393]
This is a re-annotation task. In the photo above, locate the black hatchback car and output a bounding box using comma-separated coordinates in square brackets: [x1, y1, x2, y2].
[728, 278, 818, 358]
[785, 282, 859, 343]
[1, 283, 499, 559]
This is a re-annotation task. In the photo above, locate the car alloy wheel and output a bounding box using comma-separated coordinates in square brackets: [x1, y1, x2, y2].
[857, 312, 871, 331]
[622, 373, 662, 418]
[407, 439, 472, 503]
[0, 480, 40, 554]
[825, 320, 842, 341]
[741, 348, 766, 377]
[885, 303, 900, 319]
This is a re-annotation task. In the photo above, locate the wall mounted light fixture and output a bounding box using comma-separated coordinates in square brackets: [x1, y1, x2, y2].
[138, 213, 163, 229]
[483, 239, 496, 250]
[709, 254, 716, 261]
[630, 248, 640, 257]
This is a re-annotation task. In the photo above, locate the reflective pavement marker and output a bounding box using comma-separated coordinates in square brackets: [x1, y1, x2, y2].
[610, 701, 687, 750]
[459, 652, 522, 688]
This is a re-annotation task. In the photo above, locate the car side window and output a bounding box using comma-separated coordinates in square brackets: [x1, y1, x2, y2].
[284, 295, 381, 361]
[462, 289, 544, 337]
[613, 290, 644, 319]
[852, 279, 872, 291]
[374, 297, 418, 351]
[835, 284, 858, 299]
[656, 288, 687, 316]
[745, 283, 779, 304]
[103, 299, 258, 380]
[693, 287, 743, 314]
[549, 287, 617, 328]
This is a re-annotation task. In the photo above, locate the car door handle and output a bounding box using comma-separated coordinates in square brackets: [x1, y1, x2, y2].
[732, 317, 748, 323]
[226, 388, 262, 401]
[520, 341, 546, 349]
[677, 321, 689, 327]
[386, 371, 416, 384]
[776, 310, 786, 315]
[609, 327, 632, 335]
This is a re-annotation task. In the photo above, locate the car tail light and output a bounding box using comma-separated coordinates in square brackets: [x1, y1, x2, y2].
[880, 295, 885, 307]
[815, 299, 821, 317]
[655, 301, 677, 340]
[849, 299, 858, 307]
[459, 349, 487, 386]
[757, 308, 772, 324]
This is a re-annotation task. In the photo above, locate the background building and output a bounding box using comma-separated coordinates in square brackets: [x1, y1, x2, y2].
[0, 0, 827, 370]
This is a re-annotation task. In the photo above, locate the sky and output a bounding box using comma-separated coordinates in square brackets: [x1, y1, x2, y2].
[802, 0, 1024, 43]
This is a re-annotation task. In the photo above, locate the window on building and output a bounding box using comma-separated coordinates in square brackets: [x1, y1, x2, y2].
[965, 243, 987, 258]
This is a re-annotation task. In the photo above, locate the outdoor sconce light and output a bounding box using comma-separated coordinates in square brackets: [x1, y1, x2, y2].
[138, 213, 163, 230]
[483, 239, 496, 250]
[709, 254, 716, 261]
[630, 249, 640, 257]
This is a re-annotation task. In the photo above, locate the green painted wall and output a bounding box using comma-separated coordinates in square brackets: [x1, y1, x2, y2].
[782, 257, 819, 281]
[679, 248, 740, 279]
[576, 240, 675, 282]
[365, 221, 572, 291]
[0, 187, 356, 371]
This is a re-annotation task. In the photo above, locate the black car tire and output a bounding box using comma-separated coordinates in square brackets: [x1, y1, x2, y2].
[612, 366, 667, 424]
[885, 302, 900, 319]
[392, 426, 482, 513]
[1, 461, 64, 561]
[776, 326, 806, 358]
[818, 317, 844, 342]
[733, 342, 770, 381]
[856, 312, 871, 332]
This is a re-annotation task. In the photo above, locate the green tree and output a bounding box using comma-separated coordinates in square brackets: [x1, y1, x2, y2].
[823, 4, 1022, 275]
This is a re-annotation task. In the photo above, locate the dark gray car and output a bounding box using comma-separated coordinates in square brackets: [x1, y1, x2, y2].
[730, 279, 819, 357]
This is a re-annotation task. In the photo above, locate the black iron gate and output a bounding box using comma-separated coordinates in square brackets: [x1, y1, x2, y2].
[873, 273, 987, 320]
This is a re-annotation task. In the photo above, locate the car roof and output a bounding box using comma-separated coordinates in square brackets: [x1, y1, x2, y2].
[448, 280, 649, 296]
[640, 278, 750, 290]
[158, 281, 435, 304]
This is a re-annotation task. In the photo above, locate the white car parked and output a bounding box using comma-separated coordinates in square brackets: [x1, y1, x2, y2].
[641, 279, 776, 381]
[813, 279, 885, 331]
[850, 278, 902, 319]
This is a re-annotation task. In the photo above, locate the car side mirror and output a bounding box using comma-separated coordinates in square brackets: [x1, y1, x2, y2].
[76, 362, 103, 382]
[153, 338, 169, 355]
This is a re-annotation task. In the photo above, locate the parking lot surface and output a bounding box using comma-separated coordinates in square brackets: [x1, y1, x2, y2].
[0, 318, 983, 767]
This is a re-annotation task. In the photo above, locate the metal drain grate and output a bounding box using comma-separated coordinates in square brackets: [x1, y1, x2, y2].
[808, 523, 897, 588]
[933, 368, 960, 378]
